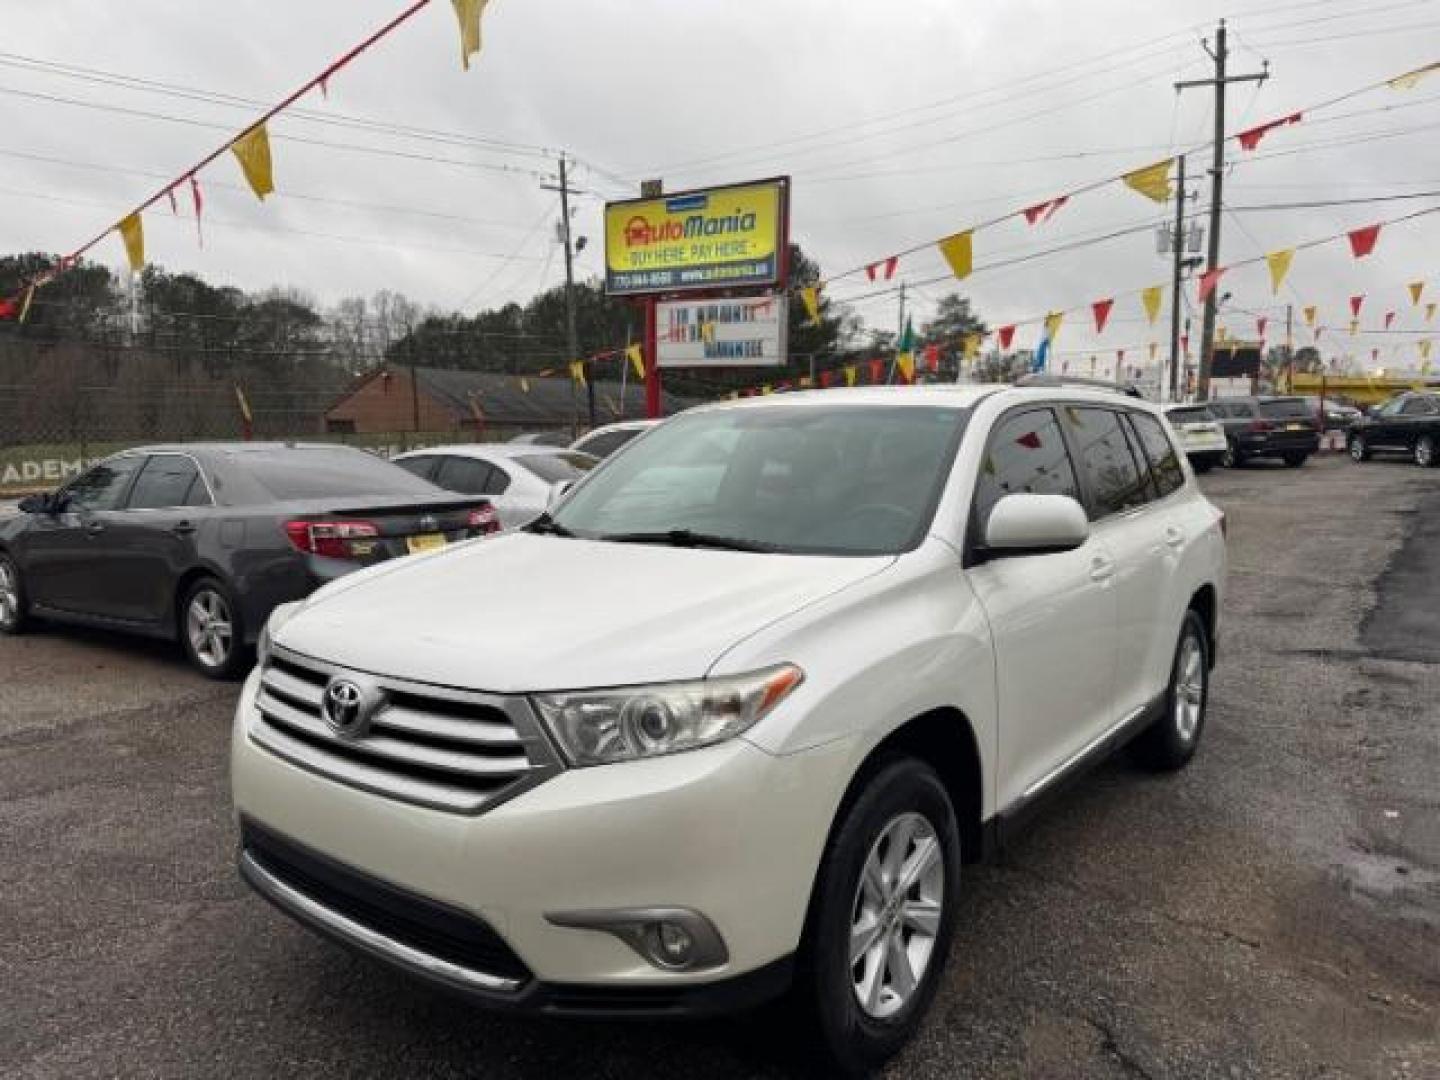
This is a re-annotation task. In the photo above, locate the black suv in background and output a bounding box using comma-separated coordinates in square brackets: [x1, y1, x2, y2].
[1206, 396, 1320, 468]
[1348, 392, 1440, 468]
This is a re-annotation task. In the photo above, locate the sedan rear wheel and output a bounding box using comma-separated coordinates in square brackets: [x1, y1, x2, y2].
[1415, 435, 1437, 468]
[0, 554, 29, 634]
[180, 577, 247, 679]
[1350, 435, 1371, 462]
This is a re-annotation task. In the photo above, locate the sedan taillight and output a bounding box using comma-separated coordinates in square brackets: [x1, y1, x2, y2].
[284, 520, 379, 559]
[466, 505, 501, 535]
[1247, 419, 1274, 433]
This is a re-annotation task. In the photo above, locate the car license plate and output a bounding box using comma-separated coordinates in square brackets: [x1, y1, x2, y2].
[406, 533, 446, 554]
[1286, 423, 1308, 431]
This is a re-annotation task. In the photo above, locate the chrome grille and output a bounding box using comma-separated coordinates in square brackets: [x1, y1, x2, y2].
[250, 645, 561, 813]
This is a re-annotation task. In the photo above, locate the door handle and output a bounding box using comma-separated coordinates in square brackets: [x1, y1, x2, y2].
[1163, 526, 1185, 548]
[171, 521, 196, 535]
[1089, 557, 1115, 583]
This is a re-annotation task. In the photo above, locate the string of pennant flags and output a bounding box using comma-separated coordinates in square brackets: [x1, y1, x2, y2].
[793, 58, 1440, 331]
[0, 0, 494, 322]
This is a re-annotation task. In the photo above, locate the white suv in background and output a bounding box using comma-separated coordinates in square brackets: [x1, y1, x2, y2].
[232, 384, 1225, 1075]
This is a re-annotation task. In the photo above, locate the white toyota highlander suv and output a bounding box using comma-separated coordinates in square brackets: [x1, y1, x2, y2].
[232, 384, 1225, 1074]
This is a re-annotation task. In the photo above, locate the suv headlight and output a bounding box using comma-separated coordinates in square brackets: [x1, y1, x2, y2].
[257, 601, 303, 667]
[533, 664, 803, 767]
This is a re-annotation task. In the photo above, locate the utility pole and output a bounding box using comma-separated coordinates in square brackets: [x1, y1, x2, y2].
[1168, 153, 1188, 403]
[542, 154, 590, 432]
[1285, 302, 1294, 392]
[1177, 19, 1268, 401]
[887, 282, 907, 383]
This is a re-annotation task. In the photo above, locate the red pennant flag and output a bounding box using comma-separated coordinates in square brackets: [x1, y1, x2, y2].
[1021, 196, 1068, 225]
[1257, 316, 1268, 339]
[189, 174, 205, 248]
[1236, 112, 1302, 151]
[1350, 295, 1365, 318]
[868, 358, 885, 383]
[1347, 224, 1381, 258]
[923, 344, 940, 372]
[1198, 266, 1227, 303]
[819, 370, 834, 388]
[1384, 311, 1396, 330]
[865, 256, 899, 282]
[997, 325, 1016, 350]
[1015, 430, 1042, 449]
[1091, 298, 1114, 334]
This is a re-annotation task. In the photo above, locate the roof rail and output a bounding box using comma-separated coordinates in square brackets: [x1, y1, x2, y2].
[1014, 374, 1145, 399]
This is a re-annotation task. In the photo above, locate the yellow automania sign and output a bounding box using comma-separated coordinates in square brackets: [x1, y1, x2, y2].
[604, 179, 786, 295]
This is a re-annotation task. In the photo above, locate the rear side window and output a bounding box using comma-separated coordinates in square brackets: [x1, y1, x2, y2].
[577, 430, 639, 459]
[1129, 412, 1185, 498]
[435, 456, 497, 495]
[127, 455, 209, 510]
[973, 408, 1081, 528]
[1061, 406, 1148, 519]
[395, 455, 441, 482]
[239, 449, 440, 500]
[1259, 399, 1310, 419]
[1400, 396, 1437, 416]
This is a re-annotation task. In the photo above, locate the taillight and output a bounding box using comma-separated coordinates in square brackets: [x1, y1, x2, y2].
[284, 519, 379, 559]
[1248, 419, 1274, 433]
[466, 505, 501, 535]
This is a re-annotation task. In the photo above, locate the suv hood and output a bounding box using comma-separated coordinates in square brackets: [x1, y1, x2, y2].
[275, 531, 894, 692]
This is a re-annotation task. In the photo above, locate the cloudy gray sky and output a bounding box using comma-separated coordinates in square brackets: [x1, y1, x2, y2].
[4, 0, 1439, 375]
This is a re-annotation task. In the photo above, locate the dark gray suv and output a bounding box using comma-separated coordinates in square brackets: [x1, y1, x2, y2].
[1205, 396, 1320, 468]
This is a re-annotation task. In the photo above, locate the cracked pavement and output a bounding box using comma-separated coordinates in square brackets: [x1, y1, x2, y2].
[1, 454, 1437, 1078]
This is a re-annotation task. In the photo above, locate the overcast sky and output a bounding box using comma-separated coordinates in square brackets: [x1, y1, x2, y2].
[4, 0, 1439, 374]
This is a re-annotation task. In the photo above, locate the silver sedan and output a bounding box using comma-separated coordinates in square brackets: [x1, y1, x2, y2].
[393, 445, 597, 530]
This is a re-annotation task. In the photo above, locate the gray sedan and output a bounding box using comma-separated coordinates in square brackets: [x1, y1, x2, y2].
[0, 443, 499, 677]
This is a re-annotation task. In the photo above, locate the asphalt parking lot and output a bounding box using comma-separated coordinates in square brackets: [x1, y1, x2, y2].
[2, 454, 1437, 1079]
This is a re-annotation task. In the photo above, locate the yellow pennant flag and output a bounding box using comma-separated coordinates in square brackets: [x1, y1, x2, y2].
[1123, 158, 1173, 203]
[761, 384, 773, 396]
[118, 213, 144, 272]
[1303, 306, 1317, 328]
[1426, 302, 1437, 323]
[451, 0, 492, 71]
[626, 344, 645, 380]
[843, 364, 858, 387]
[896, 352, 916, 383]
[569, 360, 586, 386]
[1408, 281, 1425, 307]
[1141, 285, 1163, 326]
[18, 284, 35, 324]
[1044, 311, 1064, 344]
[1349, 319, 1359, 337]
[231, 125, 275, 200]
[963, 333, 981, 363]
[1389, 61, 1440, 90]
[1420, 340, 1433, 360]
[937, 230, 973, 280]
[800, 286, 822, 327]
[1265, 249, 1294, 295]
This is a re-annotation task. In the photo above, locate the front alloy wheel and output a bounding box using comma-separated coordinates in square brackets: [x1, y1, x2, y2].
[799, 757, 961, 1077]
[1415, 435, 1437, 468]
[1350, 435, 1370, 462]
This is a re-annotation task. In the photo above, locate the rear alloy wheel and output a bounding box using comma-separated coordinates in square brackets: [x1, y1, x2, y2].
[1221, 441, 1243, 469]
[1133, 610, 1209, 771]
[1350, 435, 1371, 462]
[180, 577, 247, 680]
[1415, 435, 1437, 468]
[798, 757, 961, 1077]
[0, 553, 29, 634]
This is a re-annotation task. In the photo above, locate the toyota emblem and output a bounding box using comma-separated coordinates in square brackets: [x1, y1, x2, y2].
[321, 678, 375, 738]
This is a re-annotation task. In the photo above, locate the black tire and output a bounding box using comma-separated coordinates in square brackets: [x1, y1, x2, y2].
[1282, 452, 1309, 468]
[1132, 610, 1210, 771]
[1415, 434, 1437, 468]
[796, 757, 962, 1077]
[0, 551, 30, 634]
[1349, 434, 1371, 462]
[1221, 441, 1244, 469]
[178, 576, 248, 680]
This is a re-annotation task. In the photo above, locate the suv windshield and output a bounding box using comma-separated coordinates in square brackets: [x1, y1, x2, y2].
[1259, 398, 1311, 419]
[549, 405, 970, 555]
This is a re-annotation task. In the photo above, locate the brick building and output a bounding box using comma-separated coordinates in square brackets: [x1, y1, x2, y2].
[322, 365, 689, 439]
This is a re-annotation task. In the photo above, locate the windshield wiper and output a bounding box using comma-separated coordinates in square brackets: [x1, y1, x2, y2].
[525, 513, 575, 538]
[598, 528, 776, 552]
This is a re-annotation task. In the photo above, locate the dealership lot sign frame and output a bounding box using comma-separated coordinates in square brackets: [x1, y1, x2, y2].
[604, 178, 790, 296]
[656, 295, 788, 368]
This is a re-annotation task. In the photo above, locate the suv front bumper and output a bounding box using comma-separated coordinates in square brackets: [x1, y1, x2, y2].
[231, 668, 856, 1005]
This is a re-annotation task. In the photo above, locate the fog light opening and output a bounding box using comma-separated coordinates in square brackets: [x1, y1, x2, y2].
[546, 907, 729, 972]
[652, 921, 695, 968]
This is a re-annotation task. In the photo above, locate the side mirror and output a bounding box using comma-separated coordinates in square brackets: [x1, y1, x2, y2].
[17, 493, 52, 515]
[547, 479, 575, 507]
[983, 493, 1089, 556]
